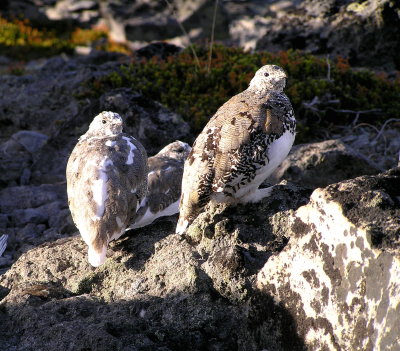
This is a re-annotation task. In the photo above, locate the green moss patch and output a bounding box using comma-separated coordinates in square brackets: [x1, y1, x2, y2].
[83, 46, 400, 143]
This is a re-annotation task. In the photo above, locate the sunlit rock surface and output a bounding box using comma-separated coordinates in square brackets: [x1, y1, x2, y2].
[258, 168, 400, 350]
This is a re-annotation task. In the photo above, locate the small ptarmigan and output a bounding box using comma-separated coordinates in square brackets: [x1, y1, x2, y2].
[66, 111, 148, 267]
[130, 141, 191, 229]
[176, 65, 296, 234]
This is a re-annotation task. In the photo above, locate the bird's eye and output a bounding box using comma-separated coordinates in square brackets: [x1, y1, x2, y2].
[264, 72, 269, 77]
[102, 119, 107, 124]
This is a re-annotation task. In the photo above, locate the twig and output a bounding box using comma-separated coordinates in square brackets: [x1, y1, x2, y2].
[326, 107, 382, 126]
[164, 0, 200, 70]
[328, 108, 381, 115]
[352, 122, 382, 138]
[351, 112, 361, 126]
[372, 118, 400, 143]
[207, 0, 219, 74]
[326, 55, 332, 82]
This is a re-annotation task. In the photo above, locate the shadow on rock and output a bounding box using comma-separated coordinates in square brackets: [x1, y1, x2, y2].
[0, 182, 312, 350]
[0, 283, 306, 351]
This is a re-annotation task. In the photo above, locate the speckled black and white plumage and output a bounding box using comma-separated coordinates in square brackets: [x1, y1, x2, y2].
[176, 65, 296, 234]
[66, 111, 148, 267]
[130, 141, 191, 229]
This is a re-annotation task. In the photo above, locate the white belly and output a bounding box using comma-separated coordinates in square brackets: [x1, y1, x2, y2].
[129, 199, 180, 229]
[234, 130, 295, 199]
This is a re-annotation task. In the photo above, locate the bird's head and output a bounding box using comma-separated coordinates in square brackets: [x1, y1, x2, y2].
[157, 140, 192, 161]
[88, 111, 124, 136]
[248, 65, 287, 95]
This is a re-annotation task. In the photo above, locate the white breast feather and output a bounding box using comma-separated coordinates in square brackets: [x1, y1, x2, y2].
[91, 157, 113, 220]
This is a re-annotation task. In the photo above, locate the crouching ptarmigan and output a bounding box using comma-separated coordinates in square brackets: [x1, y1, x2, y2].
[176, 65, 296, 234]
[66, 111, 148, 266]
[130, 141, 191, 229]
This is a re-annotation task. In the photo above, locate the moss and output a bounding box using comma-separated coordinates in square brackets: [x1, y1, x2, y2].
[2, 16, 399, 144]
[82, 45, 400, 143]
[0, 17, 131, 59]
[74, 272, 103, 294]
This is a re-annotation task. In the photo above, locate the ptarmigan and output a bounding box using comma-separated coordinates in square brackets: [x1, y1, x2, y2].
[66, 111, 148, 267]
[176, 65, 296, 234]
[130, 140, 191, 229]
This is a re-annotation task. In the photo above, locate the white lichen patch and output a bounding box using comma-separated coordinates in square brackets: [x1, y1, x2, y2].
[257, 187, 400, 350]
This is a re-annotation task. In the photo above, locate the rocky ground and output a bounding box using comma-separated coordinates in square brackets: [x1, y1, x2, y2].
[3, 0, 400, 70]
[0, 48, 399, 351]
[0, 0, 399, 350]
[0, 167, 398, 350]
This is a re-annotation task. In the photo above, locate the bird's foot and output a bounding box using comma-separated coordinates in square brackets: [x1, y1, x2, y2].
[176, 217, 189, 235]
[88, 245, 107, 267]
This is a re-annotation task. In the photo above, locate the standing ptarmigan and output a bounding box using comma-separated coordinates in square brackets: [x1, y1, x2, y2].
[130, 141, 191, 229]
[66, 111, 148, 267]
[176, 65, 296, 234]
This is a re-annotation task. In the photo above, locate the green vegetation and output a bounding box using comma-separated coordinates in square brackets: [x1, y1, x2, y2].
[82, 46, 400, 142]
[1, 17, 399, 142]
[0, 17, 131, 59]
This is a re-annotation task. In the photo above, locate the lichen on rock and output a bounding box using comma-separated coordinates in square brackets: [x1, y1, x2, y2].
[257, 168, 400, 350]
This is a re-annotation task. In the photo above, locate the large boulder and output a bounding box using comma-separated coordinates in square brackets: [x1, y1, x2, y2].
[0, 182, 312, 351]
[1, 169, 398, 349]
[257, 168, 400, 350]
[255, 0, 400, 70]
[267, 139, 382, 188]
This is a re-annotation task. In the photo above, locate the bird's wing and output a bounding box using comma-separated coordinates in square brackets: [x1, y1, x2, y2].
[213, 92, 295, 190]
[179, 92, 263, 221]
[66, 134, 147, 248]
[179, 92, 294, 220]
[146, 158, 183, 213]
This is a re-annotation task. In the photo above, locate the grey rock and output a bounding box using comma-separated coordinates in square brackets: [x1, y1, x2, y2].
[3, 0, 400, 69]
[1, 169, 399, 349]
[0, 183, 312, 351]
[267, 139, 382, 188]
[100, 0, 230, 44]
[257, 168, 400, 350]
[0, 184, 66, 213]
[0, 184, 69, 265]
[99, 88, 191, 155]
[1, 130, 49, 154]
[11, 208, 49, 227]
[0, 52, 191, 186]
[0, 215, 10, 229]
[0, 149, 31, 188]
[18, 223, 47, 242]
[255, 0, 400, 70]
[340, 125, 400, 170]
